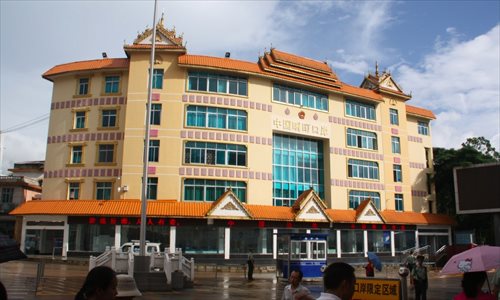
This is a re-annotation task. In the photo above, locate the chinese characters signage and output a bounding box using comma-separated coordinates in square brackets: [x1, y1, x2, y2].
[352, 278, 400, 300]
[272, 117, 329, 138]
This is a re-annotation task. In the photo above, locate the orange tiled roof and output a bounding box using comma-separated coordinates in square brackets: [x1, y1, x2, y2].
[340, 83, 383, 102]
[381, 210, 455, 225]
[271, 49, 332, 74]
[178, 55, 262, 74]
[246, 204, 295, 220]
[406, 104, 436, 120]
[11, 200, 454, 226]
[326, 209, 357, 223]
[43, 58, 129, 80]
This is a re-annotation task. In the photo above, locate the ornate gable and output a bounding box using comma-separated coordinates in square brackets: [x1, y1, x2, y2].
[360, 63, 410, 100]
[355, 199, 385, 224]
[131, 15, 183, 47]
[205, 189, 252, 219]
[292, 189, 331, 222]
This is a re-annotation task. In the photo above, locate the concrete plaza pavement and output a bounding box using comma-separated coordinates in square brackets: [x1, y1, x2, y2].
[0, 259, 497, 299]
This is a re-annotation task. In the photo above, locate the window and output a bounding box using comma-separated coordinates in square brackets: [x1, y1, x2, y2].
[188, 72, 248, 96]
[345, 100, 376, 120]
[149, 140, 160, 162]
[273, 134, 324, 207]
[390, 108, 399, 125]
[150, 104, 162, 125]
[1, 188, 14, 203]
[186, 105, 247, 131]
[98, 144, 114, 163]
[349, 190, 380, 209]
[395, 194, 404, 211]
[184, 179, 246, 202]
[78, 78, 89, 95]
[152, 69, 163, 89]
[147, 178, 158, 200]
[101, 109, 117, 128]
[104, 76, 120, 94]
[70, 145, 83, 164]
[68, 182, 80, 200]
[272, 84, 328, 111]
[346, 128, 378, 150]
[418, 121, 429, 135]
[393, 164, 402, 182]
[95, 182, 113, 200]
[347, 159, 379, 180]
[74, 111, 86, 129]
[391, 136, 401, 154]
[184, 142, 246, 167]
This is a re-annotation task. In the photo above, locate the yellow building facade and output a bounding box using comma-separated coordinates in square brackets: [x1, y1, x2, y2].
[12, 21, 452, 259]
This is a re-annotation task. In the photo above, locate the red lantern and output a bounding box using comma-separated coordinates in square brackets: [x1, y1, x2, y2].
[147, 218, 154, 225]
[99, 217, 107, 225]
[89, 217, 97, 224]
[258, 221, 265, 228]
[382, 224, 387, 230]
[120, 217, 129, 225]
[361, 224, 367, 229]
[157, 219, 165, 226]
[286, 222, 293, 228]
[169, 219, 177, 226]
[311, 223, 318, 229]
[227, 220, 235, 227]
[350, 224, 356, 229]
[371, 224, 377, 229]
[110, 218, 117, 225]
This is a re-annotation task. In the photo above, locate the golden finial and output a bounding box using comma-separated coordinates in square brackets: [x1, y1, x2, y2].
[375, 61, 379, 77]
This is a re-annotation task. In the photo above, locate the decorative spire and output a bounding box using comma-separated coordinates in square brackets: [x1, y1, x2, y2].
[375, 61, 379, 77]
[159, 12, 164, 27]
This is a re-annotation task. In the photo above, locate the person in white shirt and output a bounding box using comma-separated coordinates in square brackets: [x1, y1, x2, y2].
[282, 269, 313, 300]
[316, 262, 356, 300]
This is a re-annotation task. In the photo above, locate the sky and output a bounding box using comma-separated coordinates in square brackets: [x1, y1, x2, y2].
[0, 0, 499, 174]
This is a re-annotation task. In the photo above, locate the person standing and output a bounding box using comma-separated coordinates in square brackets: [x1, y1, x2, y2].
[492, 269, 500, 300]
[282, 270, 312, 300]
[247, 252, 255, 280]
[316, 262, 356, 300]
[364, 258, 375, 277]
[453, 271, 495, 300]
[411, 255, 428, 300]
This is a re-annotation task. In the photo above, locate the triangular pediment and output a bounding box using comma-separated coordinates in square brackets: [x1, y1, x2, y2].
[380, 75, 403, 93]
[355, 199, 385, 224]
[133, 16, 183, 47]
[206, 189, 252, 219]
[293, 189, 331, 222]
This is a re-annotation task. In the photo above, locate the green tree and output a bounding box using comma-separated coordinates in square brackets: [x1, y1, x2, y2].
[433, 137, 499, 244]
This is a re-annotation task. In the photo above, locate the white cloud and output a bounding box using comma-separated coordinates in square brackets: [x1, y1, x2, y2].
[396, 25, 500, 150]
[1, 131, 47, 174]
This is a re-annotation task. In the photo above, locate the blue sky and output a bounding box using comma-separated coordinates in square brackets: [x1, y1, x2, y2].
[0, 0, 499, 173]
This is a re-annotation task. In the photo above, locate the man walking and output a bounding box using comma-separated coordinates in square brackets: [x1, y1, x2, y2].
[282, 270, 312, 300]
[316, 262, 356, 300]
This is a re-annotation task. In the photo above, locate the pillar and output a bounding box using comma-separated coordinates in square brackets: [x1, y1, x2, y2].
[169, 226, 176, 253]
[363, 230, 368, 256]
[115, 225, 121, 249]
[391, 230, 395, 257]
[224, 227, 230, 260]
[273, 228, 278, 259]
[336, 229, 341, 258]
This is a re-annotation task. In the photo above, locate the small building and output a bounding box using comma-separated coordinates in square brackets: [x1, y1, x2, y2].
[1, 161, 43, 239]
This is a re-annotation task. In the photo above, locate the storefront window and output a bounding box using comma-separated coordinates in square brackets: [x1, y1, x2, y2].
[176, 226, 224, 254]
[341, 230, 363, 254]
[367, 231, 391, 253]
[25, 229, 63, 255]
[395, 231, 415, 252]
[68, 224, 115, 252]
[120, 225, 169, 250]
[230, 228, 272, 254]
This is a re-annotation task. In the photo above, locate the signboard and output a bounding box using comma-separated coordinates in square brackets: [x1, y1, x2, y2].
[352, 278, 400, 300]
[454, 163, 500, 214]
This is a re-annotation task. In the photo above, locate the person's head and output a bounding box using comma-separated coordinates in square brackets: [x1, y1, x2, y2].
[416, 255, 425, 265]
[462, 271, 488, 298]
[323, 262, 356, 300]
[115, 274, 142, 300]
[289, 269, 304, 288]
[75, 266, 117, 300]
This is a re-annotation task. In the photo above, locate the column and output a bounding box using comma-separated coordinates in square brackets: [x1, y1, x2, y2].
[114, 225, 121, 249]
[169, 226, 176, 254]
[390, 230, 395, 257]
[20, 217, 27, 252]
[363, 230, 368, 257]
[415, 229, 419, 249]
[260, 229, 268, 254]
[273, 229, 278, 260]
[62, 218, 69, 259]
[336, 229, 341, 258]
[448, 227, 452, 245]
[224, 227, 230, 260]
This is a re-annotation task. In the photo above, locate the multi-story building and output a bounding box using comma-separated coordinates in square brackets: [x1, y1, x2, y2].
[12, 20, 453, 259]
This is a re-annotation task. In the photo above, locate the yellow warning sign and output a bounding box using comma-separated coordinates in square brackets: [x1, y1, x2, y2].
[352, 278, 400, 300]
